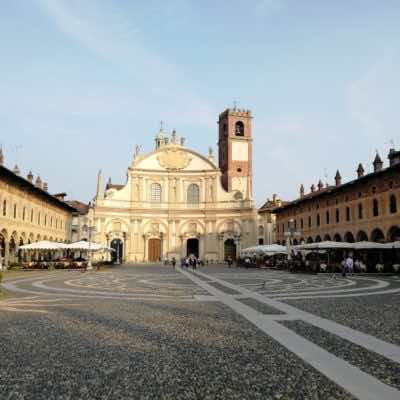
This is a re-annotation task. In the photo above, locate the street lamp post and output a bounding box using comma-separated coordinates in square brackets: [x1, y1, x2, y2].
[284, 218, 301, 260]
[86, 225, 96, 270]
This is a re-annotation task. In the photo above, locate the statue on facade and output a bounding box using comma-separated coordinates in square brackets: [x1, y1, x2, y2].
[134, 144, 142, 158]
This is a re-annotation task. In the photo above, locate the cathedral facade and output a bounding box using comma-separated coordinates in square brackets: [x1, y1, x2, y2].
[92, 108, 257, 262]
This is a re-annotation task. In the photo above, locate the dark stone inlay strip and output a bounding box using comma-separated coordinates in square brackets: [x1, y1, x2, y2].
[207, 281, 241, 295]
[280, 320, 400, 391]
[237, 298, 285, 315]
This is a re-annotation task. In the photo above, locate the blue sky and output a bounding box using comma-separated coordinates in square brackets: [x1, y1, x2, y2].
[1, 0, 399, 205]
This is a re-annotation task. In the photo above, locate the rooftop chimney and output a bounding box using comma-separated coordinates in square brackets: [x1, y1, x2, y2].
[357, 163, 364, 178]
[335, 170, 342, 187]
[388, 148, 400, 167]
[300, 184, 305, 198]
[13, 164, 20, 176]
[53, 192, 67, 201]
[35, 176, 42, 189]
[27, 170, 33, 183]
[373, 153, 383, 172]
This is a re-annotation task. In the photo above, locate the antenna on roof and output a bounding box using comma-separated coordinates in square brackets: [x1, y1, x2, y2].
[323, 167, 329, 186]
[14, 144, 22, 164]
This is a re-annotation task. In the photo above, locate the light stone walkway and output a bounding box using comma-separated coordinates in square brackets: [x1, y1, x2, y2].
[179, 268, 400, 400]
[2, 266, 400, 399]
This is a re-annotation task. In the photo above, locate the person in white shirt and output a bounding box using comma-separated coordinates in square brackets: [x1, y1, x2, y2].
[345, 256, 354, 276]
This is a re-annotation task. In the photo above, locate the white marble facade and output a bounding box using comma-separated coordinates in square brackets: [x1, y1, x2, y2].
[92, 128, 257, 262]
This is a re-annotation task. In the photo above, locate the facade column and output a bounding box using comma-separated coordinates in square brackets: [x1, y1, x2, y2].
[4, 240, 10, 268]
[199, 235, 204, 260]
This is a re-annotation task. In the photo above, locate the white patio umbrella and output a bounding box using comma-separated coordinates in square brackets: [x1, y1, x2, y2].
[352, 241, 388, 250]
[19, 240, 64, 251]
[381, 241, 400, 249]
[296, 241, 354, 251]
[65, 241, 114, 252]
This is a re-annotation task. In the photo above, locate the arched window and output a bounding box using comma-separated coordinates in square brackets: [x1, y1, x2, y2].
[373, 199, 379, 217]
[13, 204, 17, 219]
[3, 200, 6, 216]
[22, 207, 26, 221]
[308, 216, 312, 228]
[300, 218, 304, 229]
[326, 211, 330, 225]
[235, 121, 244, 136]
[316, 214, 320, 227]
[150, 183, 162, 203]
[335, 208, 340, 223]
[390, 195, 397, 214]
[358, 203, 363, 219]
[346, 207, 350, 221]
[187, 184, 200, 205]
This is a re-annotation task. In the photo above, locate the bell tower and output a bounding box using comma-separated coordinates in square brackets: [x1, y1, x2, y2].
[218, 107, 253, 199]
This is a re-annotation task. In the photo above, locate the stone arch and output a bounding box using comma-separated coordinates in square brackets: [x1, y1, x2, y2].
[36, 234, 41, 242]
[344, 232, 355, 243]
[323, 234, 332, 241]
[293, 238, 299, 245]
[216, 219, 242, 234]
[370, 228, 385, 243]
[0, 229, 8, 260]
[235, 121, 244, 136]
[387, 226, 400, 242]
[104, 218, 130, 234]
[1, 228, 9, 241]
[307, 237, 314, 244]
[177, 219, 206, 236]
[356, 230, 368, 242]
[315, 235, 322, 243]
[333, 233, 342, 242]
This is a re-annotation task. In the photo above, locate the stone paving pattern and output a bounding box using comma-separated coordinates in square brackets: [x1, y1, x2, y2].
[281, 320, 400, 391]
[1, 264, 400, 399]
[284, 293, 400, 346]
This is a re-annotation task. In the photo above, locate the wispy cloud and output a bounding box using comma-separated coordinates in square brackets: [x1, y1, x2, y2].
[34, 0, 216, 128]
[347, 47, 398, 146]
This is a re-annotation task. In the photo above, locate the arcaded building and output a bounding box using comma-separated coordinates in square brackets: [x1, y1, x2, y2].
[0, 149, 76, 267]
[274, 149, 400, 245]
[91, 108, 257, 262]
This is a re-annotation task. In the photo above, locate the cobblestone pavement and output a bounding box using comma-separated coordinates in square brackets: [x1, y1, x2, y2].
[1, 264, 400, 399]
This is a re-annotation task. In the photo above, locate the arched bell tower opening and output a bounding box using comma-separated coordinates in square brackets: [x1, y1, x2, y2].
[218, 107, 253, 199]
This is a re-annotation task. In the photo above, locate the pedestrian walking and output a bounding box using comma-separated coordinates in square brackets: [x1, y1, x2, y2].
[172, 257, 176, 269]
[193, 257, 197, 270]
[227, 256, 233, 268]
[345, 255, 354, 276]
[341, 258, 347, 278]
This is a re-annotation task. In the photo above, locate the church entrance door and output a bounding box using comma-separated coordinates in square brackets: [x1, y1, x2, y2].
[224, 239, 236, 261]
[186, 238, 199, 258]
[148, 239, 161, 262]
[111, 239, 123, 264]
